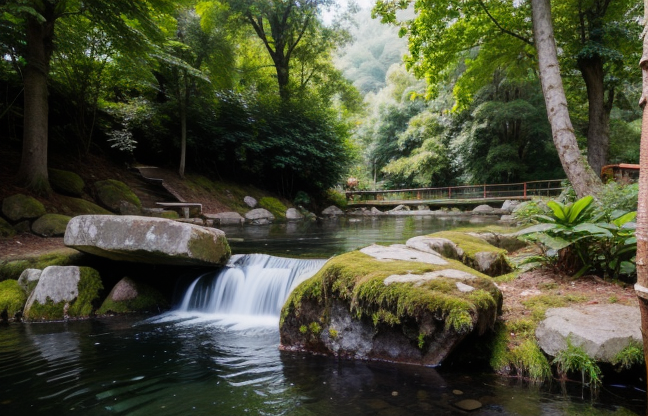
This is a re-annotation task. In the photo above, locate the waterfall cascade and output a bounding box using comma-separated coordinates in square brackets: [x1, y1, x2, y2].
[176, 254, 327, 318]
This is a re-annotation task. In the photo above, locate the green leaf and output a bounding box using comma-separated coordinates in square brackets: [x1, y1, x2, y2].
[612, 211, 637, 227]
[547, 200, 567, 222]
[567, 196, 593, 224]
[535, 233, 572, 251]
[517, 223, 558, 235]
[571, 223, 613, 237]
[620, 261, 636, 276]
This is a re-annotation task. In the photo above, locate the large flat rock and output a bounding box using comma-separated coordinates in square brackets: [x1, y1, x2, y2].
[536, 304, 641, 362]
[64, 215, 230, 266]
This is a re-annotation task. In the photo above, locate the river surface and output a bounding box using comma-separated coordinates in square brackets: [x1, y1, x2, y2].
[0, 216, 645, 415]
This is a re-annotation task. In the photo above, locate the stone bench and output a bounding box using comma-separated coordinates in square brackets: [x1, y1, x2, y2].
[155, 202, 202, 219]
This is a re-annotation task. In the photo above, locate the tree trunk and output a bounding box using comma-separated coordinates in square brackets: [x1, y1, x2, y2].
[275, 57, 290, 102]
[16, 13, 55, 195]
[178, 78, 188, 179]
[635, 0, 648, 405]
[531, 0, 602, 198]
[578, 55, 611, 177]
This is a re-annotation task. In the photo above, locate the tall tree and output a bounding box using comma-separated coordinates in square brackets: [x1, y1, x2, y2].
[201, 0, 336, 101]
[373, 0, 640, 176]
[531, 0, 602, 198]
[635, 0, 648, 398]
[0, 0, 171, 194]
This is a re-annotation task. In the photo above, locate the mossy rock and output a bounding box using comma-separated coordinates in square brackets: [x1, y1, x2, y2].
[0, 249, 84, 281]
[2, 194, 46, 222]
[427, 231, 511, 277]
[0, 279, 27, 320]
[31, 214, 71, 237]
[59, 195, 112, 216]
[98, 277, 168, 314]
[259, 197, 288, 220]
[0, 216, 15, 238]
[94, 179, 141, 213]
[49, 168, 85, 197]
[24, 266, 103, 321]
[280, 250, 502, 366]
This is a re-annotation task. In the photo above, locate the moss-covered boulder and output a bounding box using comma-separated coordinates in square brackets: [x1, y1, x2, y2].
[49, 168, 85, 197]
[94, 179, 141, 213]
[0, 249, 84, 281]
[31, 214, 71, 237]
[407, 232, 511, 277]
[259, 197, 287, 220]
[0, 216, 15, 238]
[280, 248, 502, 366]
[59, 195, 112, 216]
[0, 279, 27, 320]
[2, 194, 46, 222]
[65, 215, 230, 266]
[17, 268, 41, 295]
[23, 266, 103, 321]
[98, 277, 168, 314]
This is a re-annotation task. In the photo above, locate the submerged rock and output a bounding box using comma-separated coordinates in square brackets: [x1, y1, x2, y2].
[280, 249, 501, 366]
[536, 304, 642, 363]
[322, 205, 344, 216]
[98, 277, 168, 314]
[245, 208, 275, 225]
[23, 266, 103, 321]
[64, 215, 230, 266]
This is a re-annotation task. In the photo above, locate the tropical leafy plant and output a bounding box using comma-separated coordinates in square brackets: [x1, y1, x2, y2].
[518, 196, 637, 280]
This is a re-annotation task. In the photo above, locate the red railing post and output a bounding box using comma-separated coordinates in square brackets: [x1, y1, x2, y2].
[483, 185, 486, 198]
[524, 182, 527, 198]
[448, 187, 452, 199]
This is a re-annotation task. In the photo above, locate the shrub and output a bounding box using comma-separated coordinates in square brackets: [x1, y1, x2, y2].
[258, 197, 288, 219]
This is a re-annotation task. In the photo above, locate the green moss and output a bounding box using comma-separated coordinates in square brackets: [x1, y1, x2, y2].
[259, 197, 288, 219]
[324, 189, 347, 209]
[27, 267, 103, 321]
[59, 195, 112, 216]
[299, 325, 308, 334]
[281, 250, 501, 338]
[2, 194, 46, 221]
[0, 217, 15, 238]
[159, 210, 180, 219]
[187, 233, 231, 264]
[95, 179, 141, 212]
[490, 321, 552, 381]
[329, 328, 338, 339]
[494, 271, 518, 283]
[308, 322, 322, 335]
[612, 341, 644, 370]
[49, 168, 85, 197]
[430, 231, 507, 257]
[97, 279, 168, 314]
[522, 294, 587, 322]
[0, 249, 83, 281]
[0, 279, 26, 319]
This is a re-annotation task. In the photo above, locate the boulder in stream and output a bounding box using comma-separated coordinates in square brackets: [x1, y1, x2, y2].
[64, 215, 230, 266]
[98, 277, 168, 314]
[280, 247, 501, 366]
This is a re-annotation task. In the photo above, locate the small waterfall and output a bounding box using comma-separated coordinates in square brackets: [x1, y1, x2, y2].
[176, 254, 326, 318]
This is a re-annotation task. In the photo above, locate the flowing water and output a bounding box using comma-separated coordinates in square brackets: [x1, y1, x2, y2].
[0, 216, 645, 415]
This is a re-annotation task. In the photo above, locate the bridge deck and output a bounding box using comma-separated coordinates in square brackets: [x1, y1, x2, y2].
[346, 180, 565, 208]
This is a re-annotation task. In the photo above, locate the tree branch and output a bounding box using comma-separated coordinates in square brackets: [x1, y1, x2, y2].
[477, 0, 533, 46]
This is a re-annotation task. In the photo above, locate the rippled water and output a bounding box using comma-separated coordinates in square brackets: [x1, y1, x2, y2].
[0, 316, 643, 416]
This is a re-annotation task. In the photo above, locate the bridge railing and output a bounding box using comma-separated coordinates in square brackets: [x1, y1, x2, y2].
[345, 179, 566, 204]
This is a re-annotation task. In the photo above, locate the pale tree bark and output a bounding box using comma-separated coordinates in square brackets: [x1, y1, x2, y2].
[531, 0, 603, 199]
[16, 11, 56, 195]
[635, 0, 648, 404]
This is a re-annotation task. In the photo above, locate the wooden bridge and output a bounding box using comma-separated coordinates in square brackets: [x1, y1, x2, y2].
[345, 179, 566, 208]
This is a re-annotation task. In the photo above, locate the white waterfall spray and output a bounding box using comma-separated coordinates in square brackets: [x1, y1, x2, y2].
[176, 254, 326, 318]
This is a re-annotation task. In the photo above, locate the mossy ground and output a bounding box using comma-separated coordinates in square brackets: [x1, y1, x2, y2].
[259, 197, 288, 219]
[0, 217, 15, 238]
[429, 231, 508, 257]
[282, 250, 501, 341]
[0, 279, 26, 319]
[0, 249, 84, 281]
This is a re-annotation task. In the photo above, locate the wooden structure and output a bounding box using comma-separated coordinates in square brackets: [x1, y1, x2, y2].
[345, 179, 565, 208]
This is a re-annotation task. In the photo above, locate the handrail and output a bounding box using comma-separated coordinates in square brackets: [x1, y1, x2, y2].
[345, 179, 566, 203]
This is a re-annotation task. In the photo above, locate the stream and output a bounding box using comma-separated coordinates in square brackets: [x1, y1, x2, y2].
[0, 216, 645, 415]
